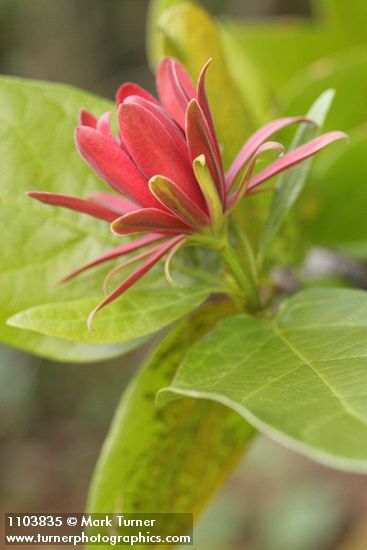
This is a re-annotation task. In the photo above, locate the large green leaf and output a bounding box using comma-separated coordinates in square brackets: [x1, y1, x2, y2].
[160, 288, 367, 473]
[153, 2, 253, 166]
[0, 76, 144, 361]
[8, 287, 209, 344]
[87, 301, 254, 548]
[258, 90, 335, 264]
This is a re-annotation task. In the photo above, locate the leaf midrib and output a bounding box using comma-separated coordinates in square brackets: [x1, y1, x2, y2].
[273, 322, 367, 428]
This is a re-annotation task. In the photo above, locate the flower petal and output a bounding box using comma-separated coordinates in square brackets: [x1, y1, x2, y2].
[87, 236, 185, 329]
[226, 142, 285, 209]
[149, 175, 210, 229]
[192, 155, 223, 230]
[116, 82, 158, 106]
[186, 99, 224, 201]
[226, 116, 313, 189]
[124, 95, 188, 158]
[79, 109, 97, 128]
[119, 102, 205, 209]
[248, 131, 348, 191]
[157, 58, 195, 129]
[89, 192, 140, 214]
[175, 60, 196, 98]
[111, 208, 191, 235]
[196, 59, 223, 173]
[27, 191, 118, 222]
[60, 234, 164, 283]
[75, 126, 160, 208]
[103, 248, 156, 295]
[96, 112, 115, 141]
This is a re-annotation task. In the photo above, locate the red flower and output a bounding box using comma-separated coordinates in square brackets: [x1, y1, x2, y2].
[29, 58, 347, 326]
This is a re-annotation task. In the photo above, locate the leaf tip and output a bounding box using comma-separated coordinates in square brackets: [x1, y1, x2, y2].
[6, 314, 18, 328]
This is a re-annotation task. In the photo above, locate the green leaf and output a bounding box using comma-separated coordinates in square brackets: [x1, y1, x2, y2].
[219, 0, 367, 110]
[0, 77, 119, 360]
[87, 301, 254, 546]
[300, 133, 367, 256]
[258, 90, 335, 264]
[5, 334, 148, 365]
[146, 0, 186, 68]
[220, 20, 334, 109]
[160, 288, 367, 473]
[0, 76, 161, 362]
[8, 287, 209, 344]
[155, 2, 253, 167]
[219, 24, 272, 126]
[284, 49, 367, 132]
[315, 0, 367, 48]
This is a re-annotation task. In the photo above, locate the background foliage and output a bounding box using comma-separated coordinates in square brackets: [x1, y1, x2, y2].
[1, 1, 367, 549]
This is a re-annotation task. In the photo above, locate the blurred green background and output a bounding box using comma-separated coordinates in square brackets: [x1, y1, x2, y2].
[1, 1, 367, 549]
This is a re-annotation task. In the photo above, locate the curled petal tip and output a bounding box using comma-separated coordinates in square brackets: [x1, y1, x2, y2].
[87, 309, 97, 332]
[202, 58, 213, 70]
[339, 131, 350, 141]
[110, 218, 123, 236]
[194, 153, 206, 166]
[300, 117, 316, 125]
[248, 130, 350, 192]
[87, 302, 105, 331]
[260, 141, 285, 154]
[226, 116, 317, 189]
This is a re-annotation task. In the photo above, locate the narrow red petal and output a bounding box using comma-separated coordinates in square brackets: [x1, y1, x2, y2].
[226, 117, 313, 189]
[186, 99, 224, 202]
[111, 208, 191, 235]
[103, 248, 157, 296]
[87, 236, 185, 328]
[79, 109, 97, 128]
[75, 126, 160, 209]
[175, 60, 196, 98]
[196, 59, 223, 172]
[60, 234, 164, 283]
[27, 191, 118, 222]
[118, 102, 205, 209]
[157, 58, 194, 129]
[248, 131, 348, 191]
[89, 192, 140, 214]
[116, 83, 158, 106]
[226, 142, 285, 210]
[149, 175, 210, 229]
